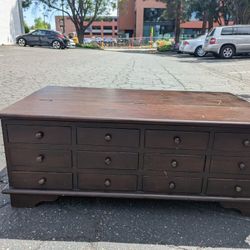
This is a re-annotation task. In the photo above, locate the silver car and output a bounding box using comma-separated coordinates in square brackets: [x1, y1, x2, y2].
[180, 35, 207, 57]
[203, 25, 250, 59]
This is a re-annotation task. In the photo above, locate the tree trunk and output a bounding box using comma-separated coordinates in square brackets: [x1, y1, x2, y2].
[208, 13, 214, 31]
[76, 28, 85, 44]
[174, 1, 181, 44]
[202, 11, 208, 34]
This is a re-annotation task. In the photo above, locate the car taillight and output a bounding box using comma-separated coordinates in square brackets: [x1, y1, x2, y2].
[184, 41, 189, 46]
[210, 38, 217, 44]
[57, 34, 65, 39]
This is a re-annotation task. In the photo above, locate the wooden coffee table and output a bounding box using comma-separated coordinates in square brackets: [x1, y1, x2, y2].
[1, 86, 250, 215]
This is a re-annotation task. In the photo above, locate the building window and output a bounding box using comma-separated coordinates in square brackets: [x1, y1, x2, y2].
[92, 26, 101, 30]
[143, 8, 174, 37]
[104, 26, 113, 30]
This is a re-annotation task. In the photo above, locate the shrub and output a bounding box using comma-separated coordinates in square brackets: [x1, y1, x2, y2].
[76, 42, 102, 50]
[24, 22, 30, 33]
[156, 39, 172, 52]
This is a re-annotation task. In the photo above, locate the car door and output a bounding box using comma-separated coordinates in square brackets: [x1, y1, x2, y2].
[39, 30, 50, 46]
[234, 26, 250, 53]
[27, 30, 41, 45]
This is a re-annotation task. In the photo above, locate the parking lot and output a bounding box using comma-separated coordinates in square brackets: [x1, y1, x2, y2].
[1, 46, 250, 249]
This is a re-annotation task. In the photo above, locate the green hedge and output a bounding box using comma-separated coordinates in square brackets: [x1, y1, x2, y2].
[156, 39, 173, 52]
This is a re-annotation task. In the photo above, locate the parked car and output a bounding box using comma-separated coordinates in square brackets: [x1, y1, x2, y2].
[68, 39, 76, 48]
[178, 41, 185, 53]
[179, 35, 207, 57]
[16, 29, 69, 49]
[203, 25, 250, 59]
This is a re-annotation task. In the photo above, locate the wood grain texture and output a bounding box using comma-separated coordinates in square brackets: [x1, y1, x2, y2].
[1, 86, 250, 124]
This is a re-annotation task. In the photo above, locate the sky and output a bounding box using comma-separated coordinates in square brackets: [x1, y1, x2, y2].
[23, 3, 117, 30]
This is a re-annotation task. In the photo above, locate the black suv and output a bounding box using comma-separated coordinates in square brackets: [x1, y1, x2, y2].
[16, 29, 69, 49]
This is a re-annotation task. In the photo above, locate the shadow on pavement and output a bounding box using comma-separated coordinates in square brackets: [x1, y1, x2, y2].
[1, 167, 250, 248]
[170, 53, 250, 63]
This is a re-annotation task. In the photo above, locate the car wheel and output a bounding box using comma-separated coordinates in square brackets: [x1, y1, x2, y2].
[52, 40, 61, 49]
[18, 38, 26, 47]
[220, 45, 235, 59]
[194, 46, 206, 57]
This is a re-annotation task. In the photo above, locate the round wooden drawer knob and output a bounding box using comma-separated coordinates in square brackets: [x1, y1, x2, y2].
[174, 137, 181, 145]
[104, 134, 112, 142]
[235, 186, 242, 193]
[38, 177, 47, 185]
[35, 131, 44, 139]
[169, 182, 176, 190]
[171, 160, 178, 168]
[239, 162, 246, 170]
[104, 179, 111, 187]
[243, 139, 250, 147]
[36, 155, 44, 163]
[105, 157, 112, 165]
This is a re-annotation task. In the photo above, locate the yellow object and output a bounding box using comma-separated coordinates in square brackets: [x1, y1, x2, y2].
[73, 36, 79, 44]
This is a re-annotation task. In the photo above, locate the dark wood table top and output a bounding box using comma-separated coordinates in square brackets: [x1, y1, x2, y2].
[1, 86, 250, 125]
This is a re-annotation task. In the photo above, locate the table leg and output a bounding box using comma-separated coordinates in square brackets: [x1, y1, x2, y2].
[10, 194, 59, 208]
[220, 202, 250, 216]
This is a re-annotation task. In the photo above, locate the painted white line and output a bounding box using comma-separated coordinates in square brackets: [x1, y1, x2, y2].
[0, 240, 249, 250]
[229, 71, 250, 74]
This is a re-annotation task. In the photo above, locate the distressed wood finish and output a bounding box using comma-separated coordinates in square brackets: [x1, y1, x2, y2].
[1, 86, 250, 215]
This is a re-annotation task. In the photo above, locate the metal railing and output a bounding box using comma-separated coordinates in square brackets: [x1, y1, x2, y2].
[84, 34, 202, 48]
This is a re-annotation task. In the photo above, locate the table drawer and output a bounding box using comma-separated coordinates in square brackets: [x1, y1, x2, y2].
[77, 151, 138, 170]
[77, 128, 139, 147]
[214, 133, 250, 152]
[145, 130, 209, 150]
[11, 172, 73, 190]
[7, 125, 71, 144]
[210, 156, 250, 174]
[143, 176, 202, 194]
[9, 148, 72, 170]
[207, 178, 250, 197]
[78, 174, 137, 191]
[144, 154, 205, 172]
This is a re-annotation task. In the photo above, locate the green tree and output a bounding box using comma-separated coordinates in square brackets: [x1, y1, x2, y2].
[31, 17, 51, 29]
[161, 0, 188, 44]
[221, 0, 250, 24]
[24, 21, 30, 33]
[22, 0, 32, 8]
[30, 0, 116, 43]
[186, 0, 221, 34]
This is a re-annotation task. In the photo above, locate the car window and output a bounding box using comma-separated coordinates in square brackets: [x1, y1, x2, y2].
[221, 27, 234, 35]
[196, 35, 206, 39]
[207, 28, 215, 37]
[45, 31, 53, 35]
[235, 27, 250, 35]
[31, 30, 41, 35]
[39, 30, 47, 36]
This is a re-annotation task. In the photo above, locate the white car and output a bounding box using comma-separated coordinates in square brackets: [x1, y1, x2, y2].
[180, 35, 207, 57]
[68, 39, 76, 48]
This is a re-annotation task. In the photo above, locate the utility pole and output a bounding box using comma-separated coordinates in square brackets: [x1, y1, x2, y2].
[61, 0, 65, 34]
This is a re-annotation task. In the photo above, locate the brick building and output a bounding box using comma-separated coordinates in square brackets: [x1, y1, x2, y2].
[118, 0, 230, 39]
[118, 0, 168, 38]
[55, 16, 118, 38]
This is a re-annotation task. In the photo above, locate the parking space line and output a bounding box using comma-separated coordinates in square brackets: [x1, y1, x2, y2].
[229, 71, 250, 74]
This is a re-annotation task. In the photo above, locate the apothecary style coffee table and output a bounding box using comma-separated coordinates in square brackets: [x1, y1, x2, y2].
[1, 86, 250, 215]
